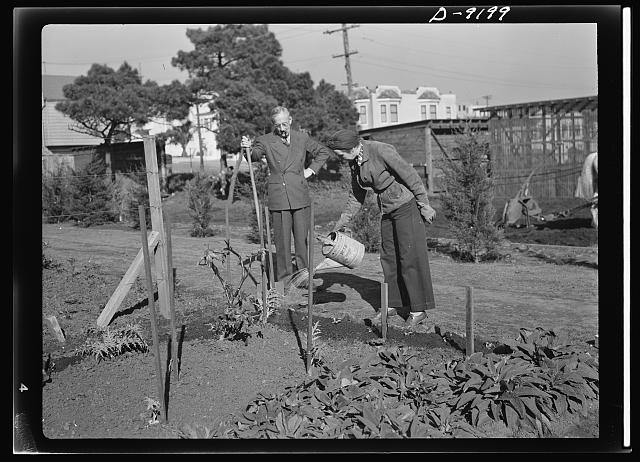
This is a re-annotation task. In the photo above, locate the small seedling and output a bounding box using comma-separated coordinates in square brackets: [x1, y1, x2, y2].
[144, 397, 161, 425]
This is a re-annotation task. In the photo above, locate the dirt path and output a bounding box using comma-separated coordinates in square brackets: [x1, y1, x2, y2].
[42, 223, 598, 345]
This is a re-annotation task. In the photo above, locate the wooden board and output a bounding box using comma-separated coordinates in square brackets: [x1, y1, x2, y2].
[45, 315, 66, 343]
[96, 231, 160, 328]
[143, 137, 170, 319]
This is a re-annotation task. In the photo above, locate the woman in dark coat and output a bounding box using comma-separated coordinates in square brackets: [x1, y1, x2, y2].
[327, 129, 437, 328]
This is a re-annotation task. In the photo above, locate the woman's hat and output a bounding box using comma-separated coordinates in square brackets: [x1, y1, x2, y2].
[327, 129, 359, 150]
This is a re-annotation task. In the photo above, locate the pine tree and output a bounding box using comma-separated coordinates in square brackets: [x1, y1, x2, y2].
[124, 163, 149, 229]
[186, 172, 215, 237]
[42, 163, 74, 223]
[439, 126, 503, 262]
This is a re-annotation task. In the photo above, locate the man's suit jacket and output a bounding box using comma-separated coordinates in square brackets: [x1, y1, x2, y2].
[250, 129, 332, 211]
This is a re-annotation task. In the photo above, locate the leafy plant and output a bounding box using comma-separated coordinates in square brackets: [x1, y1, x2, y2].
[143, 397, 161, 425]
[199, 244, 267, 344]
[208, 346, 479, 439]
[186, 172, 216, 237]
[74, 323, 148, 362]
[42, 163, 74, 223]
[122, 165, 148, 229]
[202, 329, 598, 439]
[166, 173, 195, 194]
[300, 321, 325, 369]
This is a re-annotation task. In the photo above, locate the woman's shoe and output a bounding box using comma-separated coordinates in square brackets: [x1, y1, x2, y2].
[407, 311, 428, 328]
[371, 307, 398, 323]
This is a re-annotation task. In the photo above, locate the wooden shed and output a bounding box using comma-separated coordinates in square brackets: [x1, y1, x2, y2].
[358, 118, 488, 195]
[479, 95, 598, 199]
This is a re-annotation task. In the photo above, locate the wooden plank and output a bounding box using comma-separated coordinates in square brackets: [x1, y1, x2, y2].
[96, 231, 160, 328]
[45, 315, 66, 343]
[143, 136, 171, 319]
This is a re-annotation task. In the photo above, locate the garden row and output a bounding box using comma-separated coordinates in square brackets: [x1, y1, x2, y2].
[181, 328, 599, 439]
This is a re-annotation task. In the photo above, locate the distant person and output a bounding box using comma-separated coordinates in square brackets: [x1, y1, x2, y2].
[241, 106, 332, 294]
[327, 129, 437, 328]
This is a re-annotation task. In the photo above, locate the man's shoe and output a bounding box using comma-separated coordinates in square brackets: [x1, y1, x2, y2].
[286, 293, 310, 309]
[407, 311, 428, 328]
[371, 307, 398, 323]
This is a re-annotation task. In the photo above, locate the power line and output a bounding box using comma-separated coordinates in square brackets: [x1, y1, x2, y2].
[359, 35, 595, 72]
[351, 56, 594, 92]
[362, 25, 596, 69]
[355, 52, 591, 91]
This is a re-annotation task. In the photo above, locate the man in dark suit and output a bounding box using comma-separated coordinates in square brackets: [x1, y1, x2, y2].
[241, 106, 332, 288]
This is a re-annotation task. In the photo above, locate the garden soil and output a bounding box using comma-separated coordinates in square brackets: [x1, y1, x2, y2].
[30, 219, 600, 447]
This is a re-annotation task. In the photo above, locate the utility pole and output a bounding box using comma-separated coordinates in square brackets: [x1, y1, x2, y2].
[481, 95, 492, 107]
[195, 99, 205, 172]
[324, 24, 359, 100]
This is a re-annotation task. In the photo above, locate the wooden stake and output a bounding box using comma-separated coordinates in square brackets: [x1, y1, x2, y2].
[163, 212, 179, 381]
[138, 205, 165, 422]
[381, 282, 388, 343]
[143, 136, 170, 320]
[306, 203, 314, 376]
[264, 205, 275, 288]
[224, 153, 245, 282]
[225, 203, 230, 281]
[465, 286, 475, 356]
[245, 147, 267, 322]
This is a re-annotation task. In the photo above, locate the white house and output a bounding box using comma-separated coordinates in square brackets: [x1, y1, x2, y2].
[144, 94, 222, 160]
[42, 74, 222, 163]
[354, 85, 470, 130]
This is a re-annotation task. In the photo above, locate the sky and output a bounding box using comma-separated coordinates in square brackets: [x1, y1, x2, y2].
[41, 22, 598, 107]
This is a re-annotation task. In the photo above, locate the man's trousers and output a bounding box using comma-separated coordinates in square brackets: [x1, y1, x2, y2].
[270, 206, 311, 281]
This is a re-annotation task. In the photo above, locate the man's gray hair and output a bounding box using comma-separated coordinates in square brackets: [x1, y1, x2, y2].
[270, 106, 290, 121]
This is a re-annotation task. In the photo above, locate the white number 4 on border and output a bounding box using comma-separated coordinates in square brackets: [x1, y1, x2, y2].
[19, 384, 28, 392]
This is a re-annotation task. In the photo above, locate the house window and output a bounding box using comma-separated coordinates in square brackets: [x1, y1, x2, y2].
[420, 105, 427, 120]
[446, 106, 452, 119]
[429, 105, 437, 119]
[390, 104, 398, 123]
[359, 105, 367, 125]
[380, 105, 387, 123]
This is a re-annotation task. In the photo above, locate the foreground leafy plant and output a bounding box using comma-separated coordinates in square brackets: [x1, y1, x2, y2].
[74, 323, 148, 362]
[429, 327, 599, 435]
[191, 328, 598, 439]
